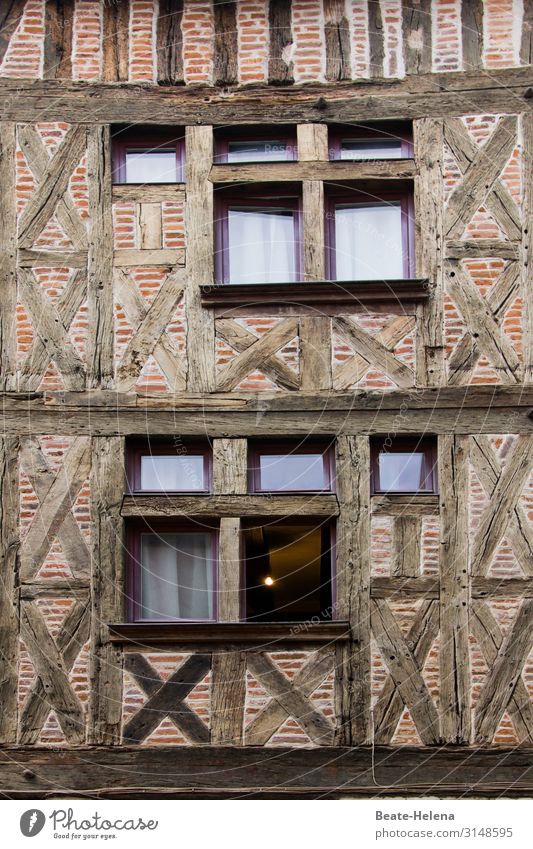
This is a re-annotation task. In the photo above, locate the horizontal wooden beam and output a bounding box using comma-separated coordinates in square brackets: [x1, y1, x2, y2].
[18, 249, 88, 268]
[121, 494, 339, 518]
[109, 621, 349, 647]
[370, 577, 533, 599]
[2, 746, 533, 797]
[445, 240, 520, 260]
[112, 184, 186, 202]
[210, 159, 417, 183]
[0, 68, 532, 125]
[201, 279, 429, 307]
[371, 494, 440, 516]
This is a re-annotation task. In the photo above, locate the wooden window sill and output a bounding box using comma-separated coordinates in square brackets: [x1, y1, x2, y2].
[209, 158, 416, 184]
[108, 621, 350, 648]
[200, 279, 430, 308]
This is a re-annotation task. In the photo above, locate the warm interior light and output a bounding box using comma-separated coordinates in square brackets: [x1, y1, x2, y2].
[263, 576, 274, 587]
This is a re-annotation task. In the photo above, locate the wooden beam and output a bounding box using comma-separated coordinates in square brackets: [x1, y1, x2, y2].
[210, 159, 417, 183]
[402, 0, 432, 75]
[213, 438, 247, 494]
[157, 0, 183, 85]
[213, 0, 238, 86]
[523, 112, 533, 382]
[461, 0, 483, 70]
[121, 494, 340, 518]
[0, 123, 17, 390]
[109, 621, 350, 647]
[0, 1, 26, 65]
[102, 0, 130, 82]
[0, 438, 19, 742]
[44, 0, 74, 79]
[324, 0, 350, 81]
[522, 0, 533, 65]
[268, 0, 294, 84]
[368, 0, 385, 78]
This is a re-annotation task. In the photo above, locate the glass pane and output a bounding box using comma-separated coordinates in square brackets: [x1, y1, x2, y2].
[125, 150, 177, 183]
[140, 455, 205, 491]
[140, 533, 213, 620]
[227, 140, 292, 162]
[335, 202, 403, 280]
[340, 139, 403, 160]
[378, 452, 425, 492]
[228, 207, 297, 284]
[258, 453, 325, 491]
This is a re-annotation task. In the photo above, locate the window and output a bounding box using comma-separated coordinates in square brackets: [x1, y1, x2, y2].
[329, 123, 413, 161]
[112, 128, 184, 183]
[249, 442, 335, 492]
[216, 189, 302, 284]
[326, 189, 414, 281]
[214, 127, 297, 163]
[127, 523, 217, 622]
[244, 521, 333, 622]
[371, 437, 438, 494]
[127, 441, 211, 493]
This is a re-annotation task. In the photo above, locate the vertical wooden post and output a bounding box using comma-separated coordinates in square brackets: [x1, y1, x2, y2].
[0, 122, 17, 391]
[87, 125, 114, 389]
[268, 0, 294, 84]
[414, 118, 445, 387]
[522, 112, 533, 383]
[103, 0, 130, 82]
[88, 437, 125, 744]
[157, 0, 183, 85]
[521, 0, 533, 65]
[211, 438, 246, 745]
[335, 435, 371, 745]
[323, 0, 351, 81]
[213, 0, 238, 85]
[439, 434, 471, 743]
[368, 0, 385, 78]
[402, 0, 432, 75]
[185, 126, 215, 392]
[0, 437, 19, 743]
[44, 0, 74, 79]
[461, 0, 483, 70]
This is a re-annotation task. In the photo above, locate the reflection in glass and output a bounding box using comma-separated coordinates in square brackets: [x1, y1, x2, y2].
[378, 452, 425, 492]
[258, 453, 325, 491]
[140, 455, 205, 491]
[125, 150, 177, 183]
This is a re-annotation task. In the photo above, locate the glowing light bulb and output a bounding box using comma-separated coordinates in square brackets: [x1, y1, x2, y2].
[264, 576, 274, 587]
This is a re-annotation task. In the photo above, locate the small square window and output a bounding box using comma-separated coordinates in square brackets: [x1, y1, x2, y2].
[326, 190, 414, 281]
[112, 128, 184, 184]
[249, 442, 335, 492]
[216, 190, 302, 284]
[127, 441, 211, 493]
[215, 127, 297, 163]
[330, 123, 413, 161]
[243, 521, 333, 622]
[371, 437, 438, 494]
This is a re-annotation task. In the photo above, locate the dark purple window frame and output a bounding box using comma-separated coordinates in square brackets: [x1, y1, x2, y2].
[215, 190, 303, 285]
[214, 127, 298, 163]
[241, 518, 336, 623]
[126, 519, 219, 623]
[329, 123, 413, 161]
[325, 187, 415, 281]
[112, 129, 185, 184]
[370, 436, 439, 495]
[248, 440, 336, 493]
[126, 439, 212, 494]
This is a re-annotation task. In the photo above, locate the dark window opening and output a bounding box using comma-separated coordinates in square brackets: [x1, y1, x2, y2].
[244, 521, 333, 622]
[127, 440, 212, 493]
[111, 127, 185, 183]
[371, 436, 438, 494]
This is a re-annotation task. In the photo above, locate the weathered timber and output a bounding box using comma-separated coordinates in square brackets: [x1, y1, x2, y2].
[461, 0, 483, 70]
[3, 70, 533, 125]
[414, 118, 445, 386]
[211, 651, 246, 745]
[324, 0, 350, 81]
[137, 203, 162, 250]
[523, 113, 533, 382]
[44, 0, 74, 79]
[446, 240, 520, 260]
[296, 123, 329, 161]
[17, 249, 88, 268]
[216, 318, 300, 391]
[268, 0, 293, 84]
[214, 0, 238, 86]
[215, 319, 299, 391]
[109, 621, 350, 648]
[157, 0, 183, 85]
[371, 494, 439, 516]
[368, 0, 385, 78]
[392, 515, 421, 576]
[0, 1, 26, 65]
[522, 0, 533, 65]
[402, 0, 432, 75]
[210, 159, 417, 183]
[0, 438, 19, 742]
[217, 517, 241, 620]
[114, 248, 184, 266]
[471, 578, 533, 599]
[439, 435, 471, 743]
[88, 437, 124, 745]
[300, 316, 332, 390]
[121, 494, 340, 518]
[213, 438, 247, 494]
[333, 315, 416, 391]
[112, 184, 185, 203]
[334, 316, 415, 388]
[370, 577, 439, 598]
[0, 123, 16, 390]
[102, 0, 130, 82]
[335, 436, 371, 745]
[203, 280, 429, 309]
[185, 126, 215, 391]
[302, 179, 325, 282]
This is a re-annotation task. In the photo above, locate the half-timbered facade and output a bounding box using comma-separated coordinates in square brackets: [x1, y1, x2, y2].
[0, 0, 533, 797]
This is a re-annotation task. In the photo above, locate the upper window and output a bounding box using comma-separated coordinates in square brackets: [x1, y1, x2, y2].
[249, 442, 335, 492]
[326, 189, 414, 281]
[214, 127, 297, 163]
[112, 127, 185, 184]
[329, 123, 413, 161]
[127, 440, 211, 493]
[216, 189, 302, 284]
[371, 437, 438, 494]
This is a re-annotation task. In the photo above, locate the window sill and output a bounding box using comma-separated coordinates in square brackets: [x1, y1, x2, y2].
[201, 279, 429, 309]
[108, 621, 350, 648]
[121, 493, 339, 518]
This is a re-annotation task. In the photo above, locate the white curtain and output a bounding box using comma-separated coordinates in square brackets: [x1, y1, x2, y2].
[335, 202, 403, 280]
[140, 533, 213, 620]
[228, 207, 296, 284]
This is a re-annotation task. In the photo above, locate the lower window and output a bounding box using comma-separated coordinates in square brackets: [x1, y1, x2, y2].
[243, 520, 333, 622]
[128, 524, 217, 621]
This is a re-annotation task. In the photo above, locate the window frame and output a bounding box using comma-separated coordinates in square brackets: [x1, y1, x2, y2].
[329, 123, 413, 161]
[325, 187, 415, 281]
[242, 517, 336, 623]
[126, 439, 212, 494]
[126, 519, 219, 623]
[370, 436, 438, 495]
[214, 127, 298, 164]
[111, 128, 185, 184]
[248, 440, 336, 494]
[215, 189, 303, 285]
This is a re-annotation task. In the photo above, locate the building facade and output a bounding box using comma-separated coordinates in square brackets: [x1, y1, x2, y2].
[0, 0, 532, 797]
